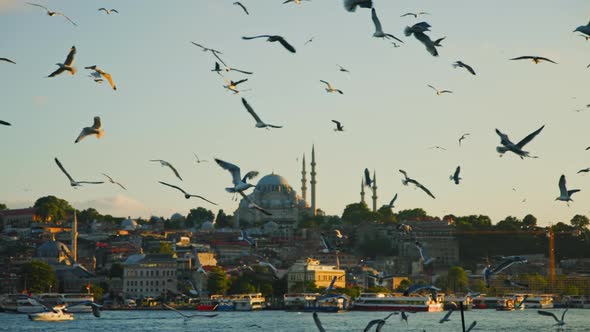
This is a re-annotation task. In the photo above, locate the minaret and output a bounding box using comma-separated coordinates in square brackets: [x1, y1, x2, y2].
[371, 170, 378, 212]
[360, 177, 366, 204]
[310, 145, 317, 216]
[71, 211, 78, 262]
[301, 154, 307, 203]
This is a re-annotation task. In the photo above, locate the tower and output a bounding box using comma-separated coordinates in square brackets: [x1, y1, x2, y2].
[371, 170, 378, 213]
[301, 154, 307, 203]
[310, 145, 317, 216]
[360, 177, 366, 204]
[71, 211, 78, 262]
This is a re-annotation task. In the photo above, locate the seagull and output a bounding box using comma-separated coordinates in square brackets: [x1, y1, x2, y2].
[237, 191, 272, 215]
[450, 166, 461, 185]
[312, 312, 326, 332]
[399, 169, 436, 199]
[556, 174, 580, 205]
[283, 0, 310, 4]
[334, 229, 345, 239]
[392, 42, 401, 48]
[453, 61, 476, 75]
[401, 12, 430, 18]
[483, 256, 528, 287]
[320, 80, 343, 94]
[54, 157, 104, 187]
[429, 146, 447, 151]
[304, 36, 315, 45]
[343, 0, 373, 12]
[510, 56, 557, 64]
[577, 168, 590, 174]
[258, 260, 279, 278]
[224, 78, 249, 94]
[439, 308, 454, 324]
[320, 233, 335, 253]
[85, 65, 116, 90]
[233, 2, 249, 15]
[363, 313, 395, 332]
[503, 279, 529, 289]
[27, 3, 77, 26]
[242, 35, 296, 53]
[387, 193, 398, 209]
[367, 272, 394, 285]
[371, 8, 403, 43]
[331, 120, 344, 131]
[400, 311, 410, 324]
[459, 133, 470, 146]
[48, 46, 77, 77]
[396, 223, 412, 235]
[214, 158, 258, 193]
[405, 23, 439, 56]
[190, 42, 223, 55]
[241, 98, 283, 129]
[428, 85, 452, 95]
[574, 20, 590, 36]
[364, 168, 373, 187]
[337, 64, 349, 73]
[495, 125, 544, 159]
[0, 58, 15, 64]
[0, 120, 11, 126]
[415, 241, 435, 264]
[102, 173, 126, 190]
[211, 52, 254, 75]
[158, 181, 217, 205]
[163, 304, 218, 322]
[538, 309, 568, 327]
[238, 229, 255, 246]
[404, 284, 441, 296]
[578, 34, 590, 40]
[75, 116, 104, 143]
[466, 321, 477, 332]
[193, 153, 208, 164]
[98, 8, 118, 14]
[149, 160, 183, 181]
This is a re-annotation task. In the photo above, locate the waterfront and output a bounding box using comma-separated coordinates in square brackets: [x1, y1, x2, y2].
[1, 309, 589, 331]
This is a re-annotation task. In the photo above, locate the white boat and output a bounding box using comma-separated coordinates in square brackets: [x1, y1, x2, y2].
[523, 294, 554, 309]
[0, 294, 45, 314]
[231, 293, 266, 311]
[352, 293, 444, 312]
[36, 293, 95, 313]
[28, 305, 74, 321]
[283, 293, 320, 311]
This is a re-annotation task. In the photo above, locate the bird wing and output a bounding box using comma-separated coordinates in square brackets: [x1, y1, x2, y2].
[110, 9, 119, 13]
[538, 310, 559, 323]
[0, 120, 11, 126]
[98, 8, 107, 12]
[242, 98, 264, 124]
[64, 46, 76, 65]
[561, 308, 568, 321]
[242, 35, 271, 40]
[385, 34, 404, 43]
[364, 168, 372, 186]
[0, 58, 16, 64]
[76, 181, 104, 185]
[115, 182, 127, 190]
[230, 67, 253, 75]
[92, 116, 102, 129]
[399, 169, 409, 180]
[440, 90, 452, 94]
[27, 2, 49, 11]
[158, 181, 187, 195]
[363, 319, 383, 332]
[101, 72, 116, 90]
[212, 51, 228, 67]
[101, 173, 114, 182]
[427, 85, 437, 92]
[510, 56, 534, 61]
[214, 158, 242, 186]
[320, 80, 332, 89]
[538, 57, 557, 64]
[462, 62, 476, 75]
[466, 321, 477, 332]
[189, 194, 218, 205]
[165, 163, 182, 181]
[416, 181, 436, 199]
[190, 42, 207, 50]
[495, 128, 513, 146]
[490, 258, 517, 274]
[400, 13, 416, 18]
[516, 125, 544, 149]
[568, 189, 580, 196]
[331, 120, 341, 127]
[57, 13, 77, 26]
[241, 171, 259, 183]
[232, 78, 248, 86]
[48, 67, 66, 77]
[312, 312, 327, 332]
[371, 8, 383, 33]
[233, 2, 249, 15]
[454, 166, 461, 179]
[413, 32, 438, 56]
[389, 193, 398, 206]
[276, 37, 296, 53]
[54, 157, 76, 183]
[163, 303, 190, 318]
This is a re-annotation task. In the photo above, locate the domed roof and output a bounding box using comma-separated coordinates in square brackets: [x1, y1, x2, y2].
[37, 240, 71, 258]
[256, 174, 291, 188]
[121, 217, 138, 230]
[170, 213, 184, 221]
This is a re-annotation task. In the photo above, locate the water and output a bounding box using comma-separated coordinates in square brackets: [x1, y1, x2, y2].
[1, 309, 588, 331]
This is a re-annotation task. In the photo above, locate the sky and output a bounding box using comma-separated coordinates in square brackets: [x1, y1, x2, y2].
[0, 0, 589, 226]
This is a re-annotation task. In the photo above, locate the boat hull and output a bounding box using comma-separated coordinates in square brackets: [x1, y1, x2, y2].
[352, 304, 442, 312]
[28, 312, 74, 321]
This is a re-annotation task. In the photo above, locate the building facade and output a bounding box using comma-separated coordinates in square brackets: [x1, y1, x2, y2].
[287, 258, 346, 291]
[122, 254, 178, 299]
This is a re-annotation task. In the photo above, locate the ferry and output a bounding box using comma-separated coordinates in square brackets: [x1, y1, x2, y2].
[496, 296, 525, 311]
[232, 293, 265, 311]
[304, 294, 350, 312]
[0, 294, 45, 314]
[216, 298, 235, 311]
[352, 293, 444, 312]
[36, 293, 95, 313]
[197, 299, 218, 311]
[284, 293, 320, 311]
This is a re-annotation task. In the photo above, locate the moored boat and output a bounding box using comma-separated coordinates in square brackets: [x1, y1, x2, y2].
[352, 293, 443, 312]
[232, 293, 265, 311]
[0, 294, 45, 314]
[284, 293, 320, 311]
[28, 305, 73, 321]
[36, 293, 95, 313]
[304, 294, 350, 312]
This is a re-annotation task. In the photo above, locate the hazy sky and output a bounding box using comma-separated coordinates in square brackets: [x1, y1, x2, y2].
[0, 0, 589, 225]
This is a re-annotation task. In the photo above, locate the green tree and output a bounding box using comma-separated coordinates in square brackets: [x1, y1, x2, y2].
[20, 261, 57, 293]
[337, 286, 362, 299]
[522, 214, 537, 229]
[341, 202, 372, 225]
[33, 196, 73, 223]
[158, 242, 174, 255]
[496, 216, 522, 231]
[395, 279, 412, 292]
[367, 286, 390, 293]
[0, 203, 7, 210]
[215, 209, 232, 228]
[186, 207, 215, 227]
[397, 208, 428, 221]
[564, 285, 580, 296]
[109, 263, 124, 279]
[78, 208, 102, 225]
[376, 206, 397, 224]
[207, 267, 230, 295]
[570, 215, 590, 230]
[229, 279, 256, 295]
[81, 283, 104, 301]
[434, 275, 449, 292]
[447, 266, 468, 293]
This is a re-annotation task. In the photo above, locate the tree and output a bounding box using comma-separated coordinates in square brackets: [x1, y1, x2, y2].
[496, 216, 522, 231]
[20, 261, 57, 293]
[207, 267, 230, 295]
[522, 214, 537, 229]
[109, 263, 124, 279]
[434, 275, 449, 292]
[0, 203, 7, 210]
[447, 266, 468, 293]
[395, 279, 412, 292]
[341, 202, 372, 225]
[397, 208, 428, 221]
[376, 206, 397, 224]
[570, 215, 590, 230]
[215, 210, 233, 229]
[33, 196, 73, 223]
[81, 283, 105, 301]
[186, 207, 215, 227]
[78, 208, 102, 225]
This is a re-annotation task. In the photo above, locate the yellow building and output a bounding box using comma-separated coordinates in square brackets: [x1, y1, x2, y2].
[287, 258, 345, 291]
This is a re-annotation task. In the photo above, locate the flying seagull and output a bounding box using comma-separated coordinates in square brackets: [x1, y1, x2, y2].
[211, 52, 253, 75]
[538, 309, 568, 327]
[450, 166, 461, 185]
[556, 174, 580, 205]
[193, 153, 208, 164]
[495, 125, 544, 159]
[405, 22, 440, 56]
[0, 120, 11, 126]
[320, 233, 335, 253]
[577, 168, 590, 174]
[371, 8, 403, 43]
[337, 64, 349, 73]
[428, 85, 452, 95]
[510, 56, 557, 64]
[48, 46, 77, 78]
[364, 168, 373, 187]
[98, 8, 118, 14]
[190, 42, 223, 55]
[55, 157, 104, 187]
[75, 116, 104, 143]
[320, 80, 343, 94]
[415, 241, 435, 264]
[400, 311, 410, 324]
[466, 321, 477, 332]
[429, 146, 447, 151]
[387, 193, 398, 209]
[163, 304, 218, 322]
[483, 256, 527, 287]
[233, 2, 249, 15]
[396, 223, 412, 235]
[399, 169, 435, 199]
[0, 58, 15, 64]
[331, 120, 344, 131]
[242, 35, 296, 53]
[102, 173, 126, 190]
[304, 36, 315, 45]
[575, 20, 590, 36]
[401, 12, 430, 18]
[27, 3, 77, 26]
[439, 309, 454, 324]
[237, 191, 272, 215]
[313, 312, 326, 332]
[363, 313, 395, 332]
[158, 181, 217, 205]
[238, 229, 255, 246]
[224, 78, 249, 94]
[503, 279, 529, 289]
[453, 61, 476, 75]
[241, 98, 283, 129]
[85, 65, 116, 90]
[283, 0, 310, 4]
[149, 160, 183, 181]
[343, 0, 373, 12]
[214, 158, 258, 193]
[459, 133, 470, 146]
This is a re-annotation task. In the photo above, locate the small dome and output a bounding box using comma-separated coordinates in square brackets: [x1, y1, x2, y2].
[170, 213, 184, 221]
[256, 174, 290, 187]
[121, 217, 138, 230]
[37, 240, 71, 258]
[201, 221, 214, 230]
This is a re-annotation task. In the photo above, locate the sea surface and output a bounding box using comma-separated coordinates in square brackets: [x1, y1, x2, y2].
[1, 309, 588, 331]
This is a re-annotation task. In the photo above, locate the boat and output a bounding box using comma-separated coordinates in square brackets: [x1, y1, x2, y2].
[523, 294, 554, 309]
[0, 294, 45, 314]
[28, 305, 74, 321]
[443, 295, 473, 310]
[196, 299, 218, 311]
[232, 293, 265, 311]
[36, 293, 95, 313]
[472, 296, 504, 309]
[304, 294, 350, 312]
[352, 293, 444, 312]
[216, 298, 235, 311]
[283, 293, 320, 311]
[496, 297, 522, 311]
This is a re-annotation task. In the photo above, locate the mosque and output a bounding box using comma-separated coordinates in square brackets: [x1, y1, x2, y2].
[233, 146, 322, 229]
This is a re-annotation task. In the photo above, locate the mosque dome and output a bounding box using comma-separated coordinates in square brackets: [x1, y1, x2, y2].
[121, 217, 139, 231]
[255, 174, 292, 193]
[37, 240, 71, 258]
[170, 213, 184, 221]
